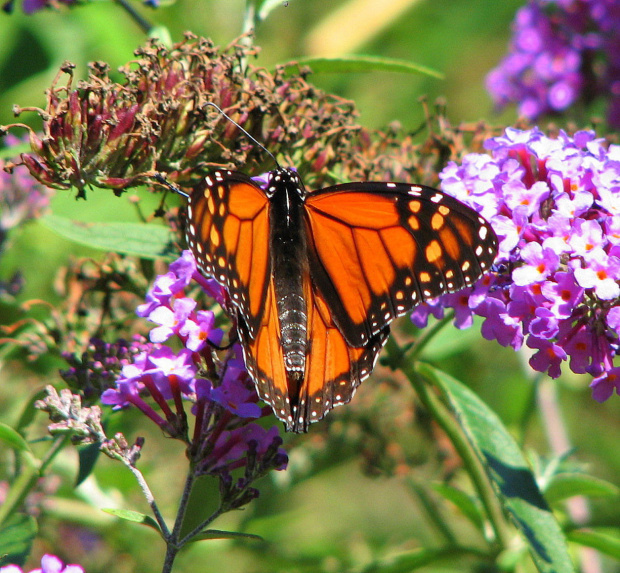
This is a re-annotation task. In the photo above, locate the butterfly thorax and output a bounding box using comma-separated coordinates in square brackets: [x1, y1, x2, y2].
[267, 168, 310, 394]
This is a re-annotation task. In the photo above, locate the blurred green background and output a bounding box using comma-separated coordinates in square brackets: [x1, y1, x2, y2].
[1, 1, 619, 572]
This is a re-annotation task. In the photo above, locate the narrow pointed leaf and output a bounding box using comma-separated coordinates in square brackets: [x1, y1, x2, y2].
[291, 55, 443, 79]
[39, 215, 177, 260]
[419, 363, 576, 573]
[567, 528, 620, 559]
[430, 482, 485, 531]
[544, 473, 619, 504]
[0, 513, 37, 567]
[76, 442, 101, 487]
[190, 529, 263, 542]
[102, 508, 161, 533]
[0, 423, 31, 453]
[362, 547, 474, 573]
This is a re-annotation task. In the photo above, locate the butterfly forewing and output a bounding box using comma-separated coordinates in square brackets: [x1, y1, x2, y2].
[186, 171, 271, 337]
[304, 182, 498, 347]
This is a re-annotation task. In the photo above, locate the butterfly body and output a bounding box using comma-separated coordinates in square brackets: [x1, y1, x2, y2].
[266, 169, 310, 394]
[185, 167, 498, 432]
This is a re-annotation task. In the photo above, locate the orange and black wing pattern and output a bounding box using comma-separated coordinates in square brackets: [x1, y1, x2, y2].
[187, 169, 498, 433]
[304, 182, 498, 347]
[186, 170, 271, 337]
[237, 271, 389, 432]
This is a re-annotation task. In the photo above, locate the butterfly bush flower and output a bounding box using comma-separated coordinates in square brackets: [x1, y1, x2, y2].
[60, 336, 151, 401]
[413, 127, 620, 402]
[0, 554, 83, 573]
[487, 0, 620, 128]
[101, 250, 287, 494]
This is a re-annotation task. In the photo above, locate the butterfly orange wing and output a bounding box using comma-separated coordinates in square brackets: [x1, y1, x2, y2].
[186, 171, 271, 337]
[304, 182, 498, 347]
[238, 270, 389, 432]
[188, 173, 498, 433]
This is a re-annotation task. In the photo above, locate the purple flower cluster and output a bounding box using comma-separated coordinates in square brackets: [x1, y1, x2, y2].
[101, 250, 287, 480]
[412, 127, 620, 402]
[0, 554, 83, 573]
[60, 336, 150, 400]
[487, 0, 620, 128]
[2, 0, 155, 14]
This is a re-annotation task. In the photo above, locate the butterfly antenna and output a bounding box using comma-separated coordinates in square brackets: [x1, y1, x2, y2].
[153, 173, 189, 198]
[205, 102, 281, 169]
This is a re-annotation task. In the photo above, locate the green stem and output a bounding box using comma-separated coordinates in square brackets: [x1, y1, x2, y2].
[170, 469, 196, 542]
[161, 544, 179, 573]
[124, 462, 170, 538]
[243, 0, 257, 35]
[408, 311, 454, 362]
[0, 435, 67, 526]
[405, 476, 457, 545]
[384, 337, 510, 549]
[113, 0, 153, 34]
[178, 505, 224, 546]
[159, 468, 197, 573]
[238, 0, 258, 71]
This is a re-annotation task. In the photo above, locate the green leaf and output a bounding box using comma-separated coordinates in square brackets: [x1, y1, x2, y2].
[0, 423, 31, 453]
[189, 529, 263, 542]
[101, 509, 161, 533]
[16, 389, 48, 433]
[544, 473, 619, 505]
[290, 55, 443, 79]
[361, 547, 473, 573]
[39, 215, 177, 261]
[76, 442, 101, 487]
[567, 528, 620, 560]
[430, 482, 485, 532]
[419, 363, 576, 573]
[0, 513, 37, 567]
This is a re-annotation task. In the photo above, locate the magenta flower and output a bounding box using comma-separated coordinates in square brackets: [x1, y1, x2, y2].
[210, 358, 262, 419]
[487, 0, 620, 129]
[148, 297, 197, 343]
[202, 424, 287, 475]
[421, 127, 620, 401]
[179, 310, 216, 352]
[0, 554, 83, 573]
[591, 367, 620, 402]
[102, 251, 287, 495]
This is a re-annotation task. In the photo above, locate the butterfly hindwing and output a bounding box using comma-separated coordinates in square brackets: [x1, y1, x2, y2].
[238, 270, 390, 432]
[304, 182, 497, 346]
[186, 171, 271, 337]
[300, 282, 389, 430]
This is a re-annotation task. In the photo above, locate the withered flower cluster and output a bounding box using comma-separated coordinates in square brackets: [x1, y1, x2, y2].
[3, 33, 499, 198]
[36, 386, 144, 465]
[3, 34, 354, 195]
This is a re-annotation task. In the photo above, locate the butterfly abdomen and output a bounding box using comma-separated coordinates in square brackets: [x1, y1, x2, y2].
[269, 170, 311, 399]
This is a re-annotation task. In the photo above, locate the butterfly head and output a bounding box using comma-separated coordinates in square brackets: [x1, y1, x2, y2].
[257, 167, 306, 200]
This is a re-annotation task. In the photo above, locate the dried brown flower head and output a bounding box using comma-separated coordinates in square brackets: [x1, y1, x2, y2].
[3, 33, 500, 199]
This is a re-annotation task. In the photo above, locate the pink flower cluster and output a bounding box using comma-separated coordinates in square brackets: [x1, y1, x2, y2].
[413, 127, 620, 401]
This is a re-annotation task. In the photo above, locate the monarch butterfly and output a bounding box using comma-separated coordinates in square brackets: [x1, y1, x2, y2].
[178, 164, 498, 433]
